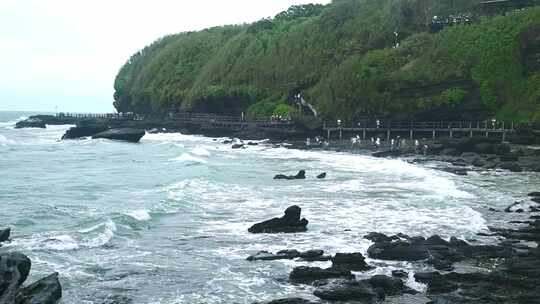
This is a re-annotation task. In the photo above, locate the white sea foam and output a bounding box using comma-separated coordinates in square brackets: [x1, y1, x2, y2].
[126, 209, 152, 221]
[82, 220, 116, 248]
[143, 132, 217, 143]
[171, 153, 207, 164]
[191, 147, 211, 157]
[41, 235, 80, 251]
[0, 134, 16, 146]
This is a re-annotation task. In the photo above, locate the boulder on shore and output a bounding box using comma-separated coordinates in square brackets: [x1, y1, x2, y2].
[62, 120, 109, 140]
[0, 227, 11, 242]
[248, 206, 308, 233]
[0, 252, 62, 304]
[16, 272, 62, 304]
[0, 252, 32, 303]
[331, 253, 372, 271]
[247, 249, 329, 262]
[289, 266, 354, 284]
[92, 128, 145, 143]
[274, 170, 306, 180]
[312, 279, 380, 302]
[366, 232, 512, 270]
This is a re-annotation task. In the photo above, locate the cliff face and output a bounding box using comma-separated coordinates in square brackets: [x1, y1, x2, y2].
[113, 0, 540, 122]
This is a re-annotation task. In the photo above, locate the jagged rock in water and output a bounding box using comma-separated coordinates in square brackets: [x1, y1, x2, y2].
[316, 173, 326, 179]
[247, 249, 327, 261]
[391, 270, 408, 278]
[92, 128, 145, 143]
[331, 253, 372, 271]
[367, 275, 406, 296]
[0, 227, 11, 242]
[274, 170, 306, 180]
[313, 279, 380, 302]
[62, 120, 109, 139]
[16, 272, 62, 304]
[0, 252, 32, 303]
[289, 267, 353, 284]
[248, 206, 308, 233]
[15, 119, 46, 129]
[366, 232, 512, 269]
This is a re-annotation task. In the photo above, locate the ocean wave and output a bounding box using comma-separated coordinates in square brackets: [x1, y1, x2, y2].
[125, 209, 152, 221]
[143, 132, 218, 143]
[171, 153, 207, 164]
[0, 115, 27, 129]
[191, 147, 211, 157]
[0, 134, 16, 146]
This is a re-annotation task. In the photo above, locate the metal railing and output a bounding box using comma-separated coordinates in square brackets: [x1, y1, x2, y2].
[324, 120, 515, 131]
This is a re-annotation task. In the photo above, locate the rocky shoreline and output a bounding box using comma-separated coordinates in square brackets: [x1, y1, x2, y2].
[11, 114, 540, 303]
[248, 197, 540, 304]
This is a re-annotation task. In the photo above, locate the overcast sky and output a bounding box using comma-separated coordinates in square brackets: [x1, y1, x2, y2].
[0, 0, 331, 113]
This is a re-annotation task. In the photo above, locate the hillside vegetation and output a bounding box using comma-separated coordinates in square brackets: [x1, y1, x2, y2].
[114, 0, 540, 122]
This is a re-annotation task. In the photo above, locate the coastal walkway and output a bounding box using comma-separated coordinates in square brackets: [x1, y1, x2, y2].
[54, 113, 516, 141]
[54, 112, 293, 129]
[323, 120, 516, 141]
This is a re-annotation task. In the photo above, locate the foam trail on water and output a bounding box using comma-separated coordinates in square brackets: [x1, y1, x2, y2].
[126, 209, 152, 221]
[0, 134, 16, 146]
[171, 153, 207, 164]
[191, 147, 211, 157]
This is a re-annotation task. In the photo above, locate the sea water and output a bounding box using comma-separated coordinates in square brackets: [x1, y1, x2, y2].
[0, 111, 538, 303]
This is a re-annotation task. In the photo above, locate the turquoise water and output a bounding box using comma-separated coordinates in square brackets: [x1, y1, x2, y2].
[0, 111, 538, 303]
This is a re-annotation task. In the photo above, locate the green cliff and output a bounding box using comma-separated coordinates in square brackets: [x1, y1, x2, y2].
[114, 0, 540, 122]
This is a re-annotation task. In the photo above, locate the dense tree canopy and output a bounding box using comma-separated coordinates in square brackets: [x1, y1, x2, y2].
[114, 0, 540, 122]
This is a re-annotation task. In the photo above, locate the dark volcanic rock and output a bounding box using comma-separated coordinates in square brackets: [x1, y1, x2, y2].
[391, 270, 409, 278]
[529, 192, 540, 197]
[247, 249, 327, 261]
[92, 128, 145, 143]
[62, 121, 109, 139]
[16, 272, 62, 304]
[331, 253, 372, 271]
[0, 227, 10, 242]
[366, 233, 511, 268]
[289, 267, 353, 284]
[248, 206, 308, 233]
[231, 144, 245, 149]
[15, 118, 46, 129]
[364, 232, 398, 243]
[316, 173, 326, 179]
[368, 240, 429, 261]
[498, 162, 523, 172]
[0, 252, 32, 303]
[274, 170, 306, 180]
[367, 275, 405, 296]
[313, 279, 380, 302]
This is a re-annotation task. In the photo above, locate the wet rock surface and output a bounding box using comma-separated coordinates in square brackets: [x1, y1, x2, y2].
[366, 233, 512, 270]
[247, 249, 330, 262]
[0, 227, 11, 243]
[289, 267, 354, 284]
[248, 206, 309, 234]
[0, 252, 61, 304]
[92, 128, 145, 143]
[15, 118, 46, 129]
[274, 170, 306, 180]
